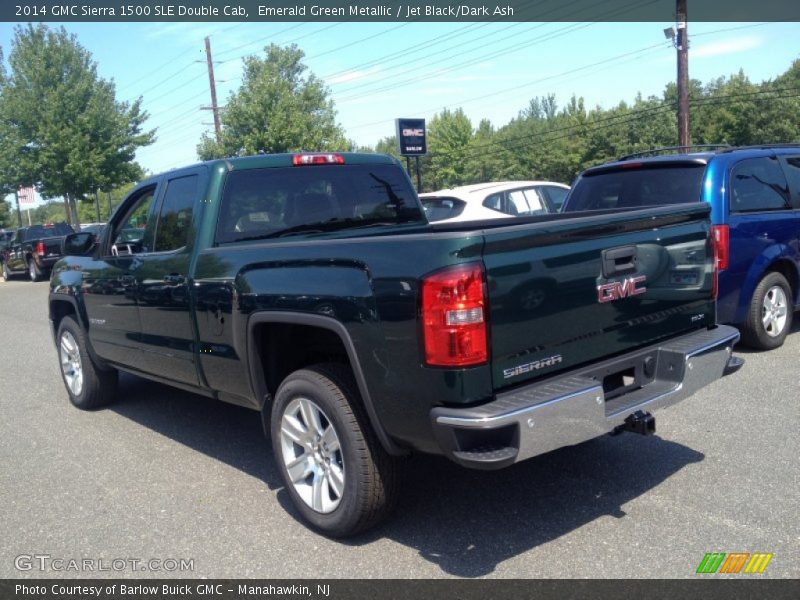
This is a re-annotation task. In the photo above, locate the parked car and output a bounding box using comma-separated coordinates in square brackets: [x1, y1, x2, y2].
[419, 181, 568, 223]
[50, 152, 739, 537]
[0, 229, 16, 264]
[2, 222, 74, 281]
[562, 144, 800, 349]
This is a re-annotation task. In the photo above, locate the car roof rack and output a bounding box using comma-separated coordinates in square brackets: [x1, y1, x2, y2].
[717, 142, 800, 153]
[617, 144, 731, 161]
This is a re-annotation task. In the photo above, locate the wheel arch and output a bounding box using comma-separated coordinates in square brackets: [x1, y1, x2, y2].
[733, 247, 800, 323]
[247, 311, 406, 456]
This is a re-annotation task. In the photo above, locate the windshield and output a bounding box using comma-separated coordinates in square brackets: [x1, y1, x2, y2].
[565, 164, 706, 211]
[216, 164, 425, 244]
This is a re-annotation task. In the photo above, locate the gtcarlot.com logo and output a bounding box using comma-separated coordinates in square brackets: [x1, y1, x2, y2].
[696, 552, 773, 574]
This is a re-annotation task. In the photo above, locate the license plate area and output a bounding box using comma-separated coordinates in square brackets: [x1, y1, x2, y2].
[585, 351, 658, 401]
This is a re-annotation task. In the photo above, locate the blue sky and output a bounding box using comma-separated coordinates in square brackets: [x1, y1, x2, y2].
[0, 20, 798, 206]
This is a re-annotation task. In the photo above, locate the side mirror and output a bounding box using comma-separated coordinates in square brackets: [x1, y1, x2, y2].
[63, 232, 97, 256]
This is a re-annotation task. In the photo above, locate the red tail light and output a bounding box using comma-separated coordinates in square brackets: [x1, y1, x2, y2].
[711, 224, 729, 300]
[712, 225, 729, 270]
[36, 241, 45, 255]
[421, 263, 488, 367]
[292, 153, 345, 166]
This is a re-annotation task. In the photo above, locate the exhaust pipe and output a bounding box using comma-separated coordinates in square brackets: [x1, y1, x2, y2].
[615, 410, 656, 436]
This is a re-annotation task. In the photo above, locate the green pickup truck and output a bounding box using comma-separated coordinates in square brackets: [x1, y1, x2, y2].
[50, 152, 741, 537]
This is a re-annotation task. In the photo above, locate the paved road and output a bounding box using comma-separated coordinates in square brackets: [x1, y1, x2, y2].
[0, 278, 797, 579]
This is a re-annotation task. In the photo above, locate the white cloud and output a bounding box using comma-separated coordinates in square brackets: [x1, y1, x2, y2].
[691, 36, 764, 59]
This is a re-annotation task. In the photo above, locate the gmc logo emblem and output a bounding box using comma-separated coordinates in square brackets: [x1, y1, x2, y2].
[597, 275, 647, 303]
[402, 128, 424, 136]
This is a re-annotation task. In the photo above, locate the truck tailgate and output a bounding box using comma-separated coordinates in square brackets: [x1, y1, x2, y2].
[483, 204, 715, 390]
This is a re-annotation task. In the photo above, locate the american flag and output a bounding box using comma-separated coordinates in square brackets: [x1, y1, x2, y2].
[17, 186, 37, 208]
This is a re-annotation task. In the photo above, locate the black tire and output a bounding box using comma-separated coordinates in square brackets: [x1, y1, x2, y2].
[270, 363, 400, 537]
[28, 258, 42, 282]
[56, 316, 118, 409]
[741, 271, 793, 350]
[2, 261, 12, 282]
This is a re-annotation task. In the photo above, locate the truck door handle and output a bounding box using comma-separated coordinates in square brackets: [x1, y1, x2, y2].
[602, 245, 638, 278]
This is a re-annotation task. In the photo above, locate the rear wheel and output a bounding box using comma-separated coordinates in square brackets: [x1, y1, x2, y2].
[741, 272, 793, 350]
[28, 258, 42, 282]
[270, 363, 400, 537]
[57, 316, 118, 409]
[2, 261, 12, 282]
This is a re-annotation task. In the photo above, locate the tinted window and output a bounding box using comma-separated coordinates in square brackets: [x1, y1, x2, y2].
[154, 175, 198, 251]
[565, 165, 705, 211]
[730, 157, 789, 212]
[421, 197, 466, 222]
[542, 186, 569, 211]
[216, 164, 424, 244]
[24, 223, 74, 240]
[781, 156, 800, 208]
[111, 188, 156, 254]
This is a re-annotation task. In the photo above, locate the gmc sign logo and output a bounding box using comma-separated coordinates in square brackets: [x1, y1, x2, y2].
[597, 275, 647, 303]
[402, 128, 424, 136]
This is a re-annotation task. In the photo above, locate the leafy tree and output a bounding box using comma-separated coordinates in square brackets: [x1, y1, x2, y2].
[425, 108, 474, 190]
[0, 25, 153, 227]
[0, 198, 12, 228]
[197, 44, 347, 159]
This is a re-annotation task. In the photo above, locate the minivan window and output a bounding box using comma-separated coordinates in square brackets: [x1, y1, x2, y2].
[216, 164, 424, 244]
[781, 156, 800, 208]
[730, 157, 790, 212]
[565, 165, 706, 211]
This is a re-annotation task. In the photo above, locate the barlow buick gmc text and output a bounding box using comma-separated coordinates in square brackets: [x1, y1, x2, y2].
[49, 152, 741, 536]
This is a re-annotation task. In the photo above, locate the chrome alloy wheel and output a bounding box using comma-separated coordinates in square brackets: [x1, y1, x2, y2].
[59, 331, 84, 396]
[762, 285, 788, 338]
[279, 397, 345, 514]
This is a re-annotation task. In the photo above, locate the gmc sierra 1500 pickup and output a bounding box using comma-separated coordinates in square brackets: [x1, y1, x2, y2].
[50, 152, 742, 537]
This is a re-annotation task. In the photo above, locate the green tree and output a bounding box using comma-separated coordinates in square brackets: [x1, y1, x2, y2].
[425, 108, 474, 190]
[197, 44, 347, 159]
[0, 25, 153, 227]
[0, 198, 12, 228]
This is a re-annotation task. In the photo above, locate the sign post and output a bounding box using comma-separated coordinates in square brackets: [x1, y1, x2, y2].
[395, 118, 426, 192]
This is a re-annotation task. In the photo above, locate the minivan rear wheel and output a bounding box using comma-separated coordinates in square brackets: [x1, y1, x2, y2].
[741, 272, 792, 350]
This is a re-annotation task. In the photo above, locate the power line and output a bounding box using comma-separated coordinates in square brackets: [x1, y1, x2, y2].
[345, 41, 670, 131]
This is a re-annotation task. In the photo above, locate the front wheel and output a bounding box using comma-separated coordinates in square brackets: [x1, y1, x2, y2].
[2, 261, 12, 282]
[270, 363, 400, 537]
[741, 272, 793, 350]
[57, 316, 118, 409]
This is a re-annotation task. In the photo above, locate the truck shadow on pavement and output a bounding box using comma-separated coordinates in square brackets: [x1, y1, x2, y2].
[110, 372, 704, 578]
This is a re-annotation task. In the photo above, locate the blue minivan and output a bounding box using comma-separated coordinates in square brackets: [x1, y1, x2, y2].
[563, 145, 800, 349]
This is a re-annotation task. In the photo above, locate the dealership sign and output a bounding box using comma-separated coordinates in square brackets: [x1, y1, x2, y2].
[395, 118, 427, 156]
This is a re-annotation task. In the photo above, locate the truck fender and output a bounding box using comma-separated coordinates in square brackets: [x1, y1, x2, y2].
[246, 311, 407, 456]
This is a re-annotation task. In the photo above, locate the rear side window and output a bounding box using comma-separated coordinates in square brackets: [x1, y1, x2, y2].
[154, 175, 198, 251]
[421, 196, 466, 222]
[483, 187, 550, 216]
[730, 157, 790, 212]
[566, 165, 706, 211]
[216, 164, 424, 244]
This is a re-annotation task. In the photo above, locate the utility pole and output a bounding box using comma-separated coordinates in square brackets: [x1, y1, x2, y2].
[676, 0, 690, 147]
[204, 36, 222, 142]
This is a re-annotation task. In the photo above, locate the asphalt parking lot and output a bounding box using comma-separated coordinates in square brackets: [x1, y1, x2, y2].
[0, 278, 797, 579]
